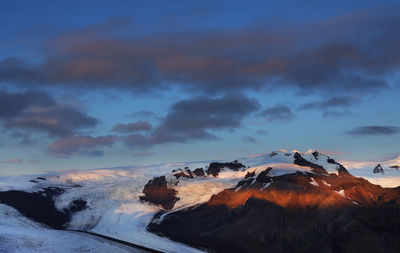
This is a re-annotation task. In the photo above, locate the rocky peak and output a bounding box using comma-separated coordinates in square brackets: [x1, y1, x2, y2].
[206, 161, 245, 177]
[373, 164, 384, 174]
[140, 176, 179, 210]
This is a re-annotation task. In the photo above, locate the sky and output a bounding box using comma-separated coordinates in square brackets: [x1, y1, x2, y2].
[0, 0, 399, 175]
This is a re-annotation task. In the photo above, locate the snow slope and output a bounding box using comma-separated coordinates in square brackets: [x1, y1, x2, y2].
[0, 204, 145, 253]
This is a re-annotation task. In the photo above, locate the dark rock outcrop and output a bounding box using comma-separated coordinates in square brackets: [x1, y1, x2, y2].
[311, 151, 319, 160]
[174, 169, 193, 179]
[373, 164, 384, 174]
[255, 167, 273, 184]
[293, 152, 327, 174]
[64, 199, 87, 215]
[0, 187, 68, 229]
[269, 152, 277, 157]
[326, 158, 349, 174]
[140, 176, 179, 210]
[244, 171, 255, 179]
[193, 168, 205, 177]
[206, 161, 245, 177]
[389, 165, 399, 170]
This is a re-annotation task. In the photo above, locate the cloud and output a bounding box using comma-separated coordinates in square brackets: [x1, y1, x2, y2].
[322, 110, 352, 117]
[299, 96, 359, 111]
[1, 8, 399, 94]
[123, 93, 260, 147]
[123, 134, 153, 148]
[1, 158, 23, 164]
[0, 90, 99, 137]
[0, 90, 54, 119]
[255, 130, 269, 136]
[47, 135, 117, 158]
[132, 151, 154, 158]
[112, 121, 152, 133]
[5, 106, 99, 137]
[260, 104, 293, 121]
[298, 96, 360, 117]
[242, 136, 257, 143]
[9, 131, 37, 145]
[347, 126, 400, 136]
[130, 110, 159, 120]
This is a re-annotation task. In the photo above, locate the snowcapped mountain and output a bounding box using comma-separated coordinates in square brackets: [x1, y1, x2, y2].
[0, 150, 399, 253]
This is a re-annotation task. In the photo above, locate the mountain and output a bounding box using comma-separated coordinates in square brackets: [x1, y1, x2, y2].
[0, 150, 399, 253]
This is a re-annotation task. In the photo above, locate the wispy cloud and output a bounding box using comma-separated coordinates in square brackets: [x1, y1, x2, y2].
[347, 126, 400, 136]
[112, 121, 152, 133]
[242, 136, 257, 143]
[47, 135, 117, 158]
[260, 104, 293, 121]
[1, 158, 23, 164]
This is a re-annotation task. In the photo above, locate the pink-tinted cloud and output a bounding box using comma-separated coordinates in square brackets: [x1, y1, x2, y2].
[2, 158, 23, 164]
[0, 8, 398, 95]
[47, 135, 117, 158]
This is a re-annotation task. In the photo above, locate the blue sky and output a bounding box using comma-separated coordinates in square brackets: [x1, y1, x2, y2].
[0, 0, 399, 175]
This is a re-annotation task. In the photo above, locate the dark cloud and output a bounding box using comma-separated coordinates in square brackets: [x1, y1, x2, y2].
[347, 126, 400, 136]
[47, 135, 117, 158]
[0, 90, 54, 119]
[124, 94, 260, 147]
[112, 121, 152, 133]
[242, 136, 257, 143]
[299, 96, 359, 111]
[260, 104, 293, 121]
[5, 106, 99, 137]
[0, 90, 99, 137]
[1, 8, 399, 94]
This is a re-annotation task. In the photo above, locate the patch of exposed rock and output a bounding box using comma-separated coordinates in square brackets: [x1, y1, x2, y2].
[0, 187, 87, 229]
[326, 157, 349, 174]
[140, 176, 179, 210]
[373, 164, 384, 174]
[193, 168, 205, 177]
[206, 161, 245, 177]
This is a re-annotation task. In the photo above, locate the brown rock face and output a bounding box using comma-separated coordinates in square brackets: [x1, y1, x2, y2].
[140, 176, 179, 210]
[148, 167, 400, 253]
